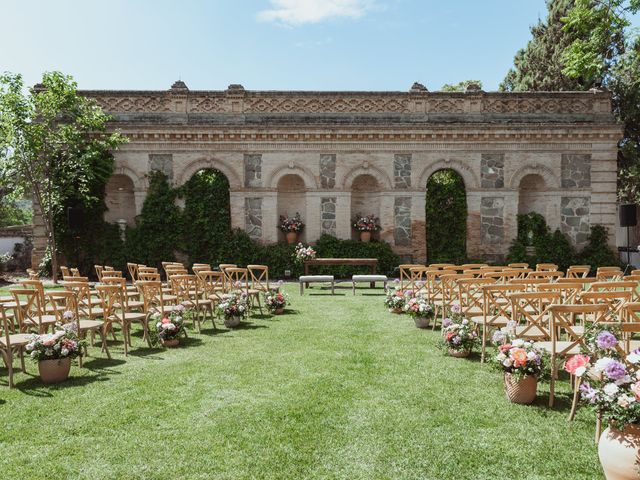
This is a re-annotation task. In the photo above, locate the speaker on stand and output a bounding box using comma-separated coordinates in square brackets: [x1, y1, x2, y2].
[619, 203, 638, 274]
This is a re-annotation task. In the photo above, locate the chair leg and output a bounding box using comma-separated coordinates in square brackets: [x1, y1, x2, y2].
[568, 375, 581, 421]
[595, 409, 603, 443]
[123, 324, 129, 357]
[299, 282, 303, 295]
[100, 328, 112, 360]
[331, 282, 335, 295]
[480, 324, 487, 363]
[18, 347, 25, 372]
[256, 295, 263, 315]
[1, 350, 13, 388]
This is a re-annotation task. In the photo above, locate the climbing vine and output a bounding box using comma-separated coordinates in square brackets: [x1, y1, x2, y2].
[425, 169, 467, 263]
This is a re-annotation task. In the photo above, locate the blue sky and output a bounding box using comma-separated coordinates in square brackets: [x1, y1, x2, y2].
[1, 0, 634, 92]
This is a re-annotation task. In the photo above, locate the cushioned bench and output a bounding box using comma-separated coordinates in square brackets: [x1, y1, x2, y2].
[299, 275, 335, 295]
[352, 274, 388, 294]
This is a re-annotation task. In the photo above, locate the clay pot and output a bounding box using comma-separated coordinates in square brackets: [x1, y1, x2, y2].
[599, 425, 640, 480]
[224, 316, 242, 328]
[388, 307, 403, 314]
[286, 232, 298, 245]
[413, 316, 432, 328]
[162, 338, 179, 348]
[504, 373, 537, 405]
[360, 231, 371, 243]
[274, 307, 284, 315]
[38, 357, 71, 384]
[448, 349, 470, 358]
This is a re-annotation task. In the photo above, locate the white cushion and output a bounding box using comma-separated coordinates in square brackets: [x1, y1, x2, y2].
[299, 275, 334, 282]
[352, 275, 387, 282]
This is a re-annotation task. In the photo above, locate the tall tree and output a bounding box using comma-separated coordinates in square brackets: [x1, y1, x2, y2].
[440, 80, 483, 92]
[0, 72, 126, 281]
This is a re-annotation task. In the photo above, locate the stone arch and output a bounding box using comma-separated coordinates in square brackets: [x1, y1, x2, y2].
[113, 165, 146, 191]
[267, 164, 318, 190]
[341, 164, 393, 190]
[350, 173, 382, 240]
[508, 164, 559, 190]
[417, 159, 479, 190]
[518, 173, 549, 216]
[105, 174, 136, 226]
[175, 156, 242, 189]
[277, 173, 307, 243]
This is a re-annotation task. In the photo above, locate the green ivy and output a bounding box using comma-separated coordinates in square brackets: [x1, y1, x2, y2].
[425, 169, 467, 263]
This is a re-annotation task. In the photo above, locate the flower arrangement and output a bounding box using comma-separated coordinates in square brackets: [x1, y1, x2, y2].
[217, 292, 249, 319]
[441, 305, 478, 354]
[494, 338, 543, 379]
[294, 243, 316, 264]
[404, 295, 434, 319]
[265, 288, 289, 313]
[352, 214, 381, 232]
[153, 308, 186, 343]
[384, 286, 412, 312]
[25, 322, 84, 361]
[279, 213, 305, 233]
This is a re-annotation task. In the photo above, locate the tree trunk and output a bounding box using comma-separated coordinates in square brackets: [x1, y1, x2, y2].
[46, 216, 58, 284]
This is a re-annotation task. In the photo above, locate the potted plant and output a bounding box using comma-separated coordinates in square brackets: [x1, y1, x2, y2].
[440, 305, 478, 357]
[493, 337, 543, 404]
[404, 295, 435, 328]
[569, 327, 640, 479]
[25, 322, 84, 384]
[352, 213, 381, 243]
[279, 213, 305, 244]
[217, 292, 249, 328]
[265, 288, 289, 315]
[384, 285, 411, 314]
[153, 308, 186, 347]
[293, 243, 316, 264]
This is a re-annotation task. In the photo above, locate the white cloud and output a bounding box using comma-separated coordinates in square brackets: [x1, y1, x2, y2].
[258, 0, 375, 26]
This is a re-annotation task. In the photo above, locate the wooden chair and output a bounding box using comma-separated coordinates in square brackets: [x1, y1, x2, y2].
[536, 263, 558, 272]
[567, 265, 590, 278]
[60, 266, 71, 278]
[509, 291, 561, 340]
[225, 267, 262, 315]
[428, 263, 456, 269]
[474, 284, 526, 362]
[137, 280, 180, 319]
[456, 277, 495, 324]
[426, 269, 456, 324]
[527, 271, 565, 280]
[407, 266, 432, 295]
[218, 264, 238, 292]
[101, 270, 123, 279]
[579, 290, 632, 319]
[536, 282, 583, 304]
[460, 263, 488, 270]
[96, 284, 149, 355]
[508, 263, 529, 269]
[127, 263, 140, 283]
[170, 274, 215, 332]
[196, 270, 226, 309]
[0, 303, 29, 388]
[248, 265, 270, 293]
[509, 278, 550, 292]
[101, 276, 143, 309]
[10, 288, 57, 334]
[95, 265, 104, 282]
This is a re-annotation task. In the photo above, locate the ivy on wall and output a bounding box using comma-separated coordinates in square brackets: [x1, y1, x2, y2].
[425, 169, 467, 263]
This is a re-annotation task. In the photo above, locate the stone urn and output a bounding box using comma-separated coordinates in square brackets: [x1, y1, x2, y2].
[448, 349, 470, 358]
[504, 373, 537, 405]
[162, 338, 179, 348]
[38, 357, 72, 384]
[413, 315, 432, 329]
[286, 232, 298, 244]
[224, 315, 242, 328]
[360, 231, 371, 243]
[598, 425, 640, 480]
[274, 307, 285, 315]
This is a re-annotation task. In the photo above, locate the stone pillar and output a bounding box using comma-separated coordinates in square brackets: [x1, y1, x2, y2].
[229, 192, 245, 231]
[304, 192, 322, 243]
[394, 196, 412, 248]
[244, 197, 263, 241]
[133, 190, 147, 216]
[261, 192, 278, 244]
[409, 192, 426, 263]
[379, 192, 395, 245]
[480, 196, 506, 263]
[465, 190, 482, 259]
[335, 192, 351, 240]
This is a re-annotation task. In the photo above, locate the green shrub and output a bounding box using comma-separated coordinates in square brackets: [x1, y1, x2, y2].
[579, 225, 620, 274]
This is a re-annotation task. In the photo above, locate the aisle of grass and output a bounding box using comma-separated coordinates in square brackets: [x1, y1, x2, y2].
[0, 284, 601, 479]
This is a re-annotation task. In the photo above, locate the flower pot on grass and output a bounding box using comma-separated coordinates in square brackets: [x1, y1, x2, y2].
[413, 316, 431, 328]
[38, 357, 71, 384]
[504, 373, 537, 404]
[275, 307, 284, 315]
[598, 425, 640, 480]
[224, 316, 242, 328]
[162, 338, 179, 348]
[389, 307, 403, 314]
[448, 349, 470, 358]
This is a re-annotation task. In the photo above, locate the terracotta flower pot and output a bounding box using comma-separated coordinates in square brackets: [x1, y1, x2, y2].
[360, 231, 371, 243]
[414, 316, 432, 328]
[286, 232, 298, 245]
[448, 348, 470, 358]
[38, 357, 71, 384]
[388, 307, 403, 314]
[599, 425, 640, 480]
[504, 373, 537, 405]
[162, 338, 179, 348]
[224, 316, 242, 328]
[274, 307, 284, 315]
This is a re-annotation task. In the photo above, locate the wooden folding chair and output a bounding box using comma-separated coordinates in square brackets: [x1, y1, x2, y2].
[196, 270, 226, 308]
[95, 265, 104, 282]
[426, 269, 456, 325]
[219, 264, 238, 292]
[428, 263, 456, 269]
[127, 263, 140, 283]
[137, 280, 181, 320]
[579, 290, 632, 319]
[0, 303, 29, 388]
[536, 282, 583, 304]
[510, 278, 551, 292]
[438, 273, 474, 328]
[408, 266, 433, 295]
[460, 263, 488, 270]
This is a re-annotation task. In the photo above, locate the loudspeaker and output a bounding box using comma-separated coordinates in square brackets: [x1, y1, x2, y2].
[67, 207, 84, 231]
[619, 204, 638, 228]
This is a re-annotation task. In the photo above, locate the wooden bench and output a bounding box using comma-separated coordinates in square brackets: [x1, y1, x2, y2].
[303, 258, 378, 287]
[352, 275, 387, 294]
[299, 275, 335, 295]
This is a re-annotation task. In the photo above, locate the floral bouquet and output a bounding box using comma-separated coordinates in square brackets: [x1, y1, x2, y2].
[217, 292, 249, 319]
[441, 305, 478, 356]
[352, 214, 381, 232]
[494, 338, 543, 379]
[279, 213, 305, 233]
[153, 309, 185, 343]
[384, 286, 412, 313]
[265, 288, 289, 314]
[294, 243, 316, 264]
[25, 322, 84, 361]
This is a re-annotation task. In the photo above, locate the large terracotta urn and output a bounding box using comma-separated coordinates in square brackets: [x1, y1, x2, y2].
[504, 373, 537, 405]
[598, 425, 640, 480]
[360, 231, 371, 243]
[286, 232, 298, 244]
[38, 357, 71, 384]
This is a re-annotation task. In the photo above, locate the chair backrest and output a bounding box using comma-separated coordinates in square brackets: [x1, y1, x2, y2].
[460, 263, 488, 270]
[127, 263, 140, 282]
[428, 263, 456, 269]
[481, 284, 527, 324]
[10, 288, 42, 330]
[408, 266, 432, 292]
[62, 281, 93, 317]
[225, 268, 250, 292]
[536, 263, 558, 272]
[456, 278, 496, 316]
[138, 272, 161, 282]
[596, 270, 623, 282]
[45, 290, 80, 326]
[509, 291, 562, 339]
[219, 264, 239, 291]
[196, 270, 225, 299]
[579, 290, 632, 317]
[20, 279, 47, 308]
[536, 282, 584, 303]
[247, 265, 270, 291]
[137, 280, 168, 316]
[60, 266, 71, 278]
[398, 264, 422, 288]
[482, 270, 525, 283]
[439, 273, 473, 309]
[425, 269, 456, 302]
[95, 265, 104, 282]
[192, 265, 211, 275]
[101, 270, 123, 279]
[95, 284, 125, 321]
[138, 266, 158, 275]
[549, 304, 610, 357]
[508, 263, 529, 269]
[170, 274, 199, 304]
[70, 268, 81, 277]
[0, 304, 13, 348]
[588, 281, 637, 292]
[527, 270, 565, 280]
[509, 278, 550, 291]
[567, 265, 590, 278]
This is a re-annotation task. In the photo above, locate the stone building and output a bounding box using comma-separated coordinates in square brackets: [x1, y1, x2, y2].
[72, 81, 621, 263]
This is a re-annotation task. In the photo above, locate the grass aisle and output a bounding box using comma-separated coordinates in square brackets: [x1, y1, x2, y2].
[0, 285, 600, 479]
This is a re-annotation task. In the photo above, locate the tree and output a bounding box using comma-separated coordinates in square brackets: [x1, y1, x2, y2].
[0, 72, 126, 281]
[440, 80, 483, 92]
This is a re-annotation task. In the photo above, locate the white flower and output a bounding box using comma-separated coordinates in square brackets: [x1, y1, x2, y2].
[61, 348, 69, 356]
[575, 366, 587, 377]
[526, 351, 537, 361]
[618, 394, 634, 408]
[30, 351, 38, 359]
[502, 358, 513, 368]
[628, 352, 640, 364]
[512, 339, 525, 347]
[156, 322, 162, 328]
[603, 383, 620, 397]
[593, 357, 615, 374]
[496, 353, 506, 361]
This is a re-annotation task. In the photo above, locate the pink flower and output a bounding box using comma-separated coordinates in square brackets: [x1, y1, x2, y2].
[632, 382, 640, 401]
[565, 355, 590, 375]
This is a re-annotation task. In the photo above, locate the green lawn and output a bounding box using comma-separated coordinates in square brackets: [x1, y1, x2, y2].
[0, 284, 601, 479]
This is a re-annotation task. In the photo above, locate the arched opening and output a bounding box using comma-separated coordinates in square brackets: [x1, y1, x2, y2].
[425, 169, 467, 263]
[277, 174, 307, 243]
[181, 168, 231, 264]
[104, 174, 136, 226]
[518, 174, 548, 217]
[350, 174, 381, 240]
